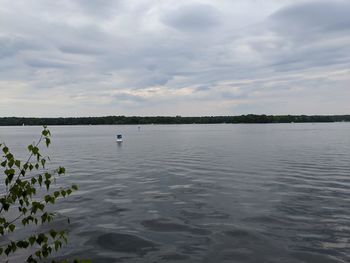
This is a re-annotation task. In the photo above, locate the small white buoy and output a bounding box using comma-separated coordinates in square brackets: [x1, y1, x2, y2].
[116, 134, 123, 142]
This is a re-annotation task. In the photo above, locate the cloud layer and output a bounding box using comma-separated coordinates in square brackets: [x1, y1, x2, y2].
[0, 0, 349, 116]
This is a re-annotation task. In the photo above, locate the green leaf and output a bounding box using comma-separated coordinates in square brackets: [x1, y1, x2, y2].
[2, 146, 9, 154]
[8, 224, 15, 232]
[4, 168, 15, 176]
[35, 250, 42, 258]
[49, 229, 57, 239]
[54, 240, 62, 251]
[39, 203, 45, 211]
[15, 160, 21, 168]
[49, 197, 55, 204]
[44, 172, 51, 180]
[38, 175, 43, 186]
[5, 246, 11, 256]
[45, 180, 51, 190]
[44, 195, 51, 203]
[8, 159, 14, 168]
[45, 138, 51, 147]
[57, 166, 65, 175]
[17, 240, 29, 249]
[32, 147, 39, 155]
[31, 177, 37, 185]
[29, 236, 36, 245]
[28, 144, 33, 152]
[41, 213, 47, 223]
[36, 233, 45, 245]
[41, 159, 46, 168]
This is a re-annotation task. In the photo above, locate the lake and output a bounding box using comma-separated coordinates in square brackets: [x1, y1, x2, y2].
[1, 124, 350, 262]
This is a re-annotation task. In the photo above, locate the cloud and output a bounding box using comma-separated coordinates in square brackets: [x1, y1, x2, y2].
[270, 0, 350, 35]
[59, 44, 105, 55]
[0, 35, 39, 59]
[73, 0, 123, 19]
[25, 58, 74, 69]
[0, 0, 349, 116]
[262, 1, 350, 73]
[161, 4, 221, 31]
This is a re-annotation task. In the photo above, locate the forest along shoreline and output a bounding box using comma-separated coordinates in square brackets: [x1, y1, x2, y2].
[1, 115, 350, 126]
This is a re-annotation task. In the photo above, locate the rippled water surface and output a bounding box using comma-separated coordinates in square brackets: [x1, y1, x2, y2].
[1, 124, 350, 262]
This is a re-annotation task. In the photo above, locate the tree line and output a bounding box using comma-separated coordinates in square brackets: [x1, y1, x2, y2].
[0, 115, 349, 126]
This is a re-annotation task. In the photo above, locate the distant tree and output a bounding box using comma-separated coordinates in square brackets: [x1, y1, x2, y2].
[0, 126, 79, 262]
[1, 115, 350, 126]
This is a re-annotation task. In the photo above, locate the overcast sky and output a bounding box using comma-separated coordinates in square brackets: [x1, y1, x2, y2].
[1, 0, 350, 117]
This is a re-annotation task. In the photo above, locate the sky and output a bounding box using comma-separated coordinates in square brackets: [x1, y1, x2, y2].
[0, 0, 350, 117]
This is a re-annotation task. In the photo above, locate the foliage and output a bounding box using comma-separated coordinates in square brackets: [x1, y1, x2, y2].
[0, 126, 79, 262]
[0, 115, 350, 126]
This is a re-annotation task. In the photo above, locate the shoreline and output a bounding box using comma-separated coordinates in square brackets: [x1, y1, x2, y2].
[1, 115, 350, 126]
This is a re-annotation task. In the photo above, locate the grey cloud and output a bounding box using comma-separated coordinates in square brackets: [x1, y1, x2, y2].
[0, 36, 40, 59]
[1, 0, 349, 116]
[73, 0, 123, 18]
[270, 1, 350, 35]
[161, 4, 221, 31]
[268, 43, 350, 72]
[245, 1, 350, 73]
[139, 74, 172, 87]
[59, 45, 105, 55]
[122, 70, 174, 88]
[195, 85, 212, 92]
[25, 58, 74, 69]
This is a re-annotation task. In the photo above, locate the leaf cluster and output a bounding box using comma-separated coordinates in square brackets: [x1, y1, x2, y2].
[0, 126, 79, 262]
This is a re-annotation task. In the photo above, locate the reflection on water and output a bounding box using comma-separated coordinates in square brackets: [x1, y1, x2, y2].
[1, 123, 350, 262]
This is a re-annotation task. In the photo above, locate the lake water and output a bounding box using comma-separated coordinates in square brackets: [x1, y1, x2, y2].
[1, 124, 350, 262]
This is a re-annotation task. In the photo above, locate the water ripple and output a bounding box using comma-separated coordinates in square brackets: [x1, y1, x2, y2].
[1, 123, 349, 262]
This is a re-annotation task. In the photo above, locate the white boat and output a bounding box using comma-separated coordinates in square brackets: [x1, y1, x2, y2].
[116, 134, 123, 142]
